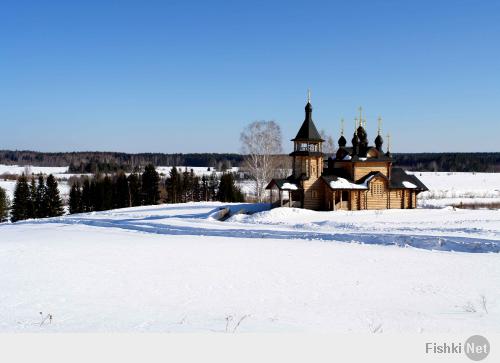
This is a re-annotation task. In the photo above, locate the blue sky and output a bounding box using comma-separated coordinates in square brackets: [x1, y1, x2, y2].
[1, 0, 499, 153]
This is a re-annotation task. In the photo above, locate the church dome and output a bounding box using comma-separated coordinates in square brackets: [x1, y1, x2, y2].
[375, 134, 383, 151]
[357, 126, 367, 142]
[351, 132, 358, 146]
[338, 135, 347, 147]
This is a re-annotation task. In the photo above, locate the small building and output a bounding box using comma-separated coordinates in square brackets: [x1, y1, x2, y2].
[266, 98, 428, 210]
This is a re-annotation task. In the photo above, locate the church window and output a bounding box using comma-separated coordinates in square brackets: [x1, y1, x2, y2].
[372, 183, 383, 196]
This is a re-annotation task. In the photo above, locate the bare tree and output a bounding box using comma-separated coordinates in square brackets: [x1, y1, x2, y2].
[240, 121, 283, 202]
[320, 129, 335, 157]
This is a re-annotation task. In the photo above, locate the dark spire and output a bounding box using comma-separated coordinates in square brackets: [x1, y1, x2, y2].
[375, 116, 383, 151]
[292, 95, 323, 142]
[338, 118, 346, 147]
[385, 132, 391, 157]
[351, 130, 359, 156]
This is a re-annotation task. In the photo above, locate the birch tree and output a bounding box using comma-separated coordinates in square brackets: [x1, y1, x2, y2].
[320, 129, 335, 157]
[240, 120, 283, 202]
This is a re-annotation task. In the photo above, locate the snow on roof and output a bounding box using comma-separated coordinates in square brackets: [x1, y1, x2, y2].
[402, 181, 417, 188]
[329, 177, 369, 190]
[282, 182, 298, 190]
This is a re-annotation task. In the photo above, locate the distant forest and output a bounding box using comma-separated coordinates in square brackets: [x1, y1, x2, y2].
[0, 151, 244, 173]
[1, 150, 499, 173]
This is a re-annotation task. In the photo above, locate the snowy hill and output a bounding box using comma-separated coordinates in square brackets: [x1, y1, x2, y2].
[1, 202, 499, 333]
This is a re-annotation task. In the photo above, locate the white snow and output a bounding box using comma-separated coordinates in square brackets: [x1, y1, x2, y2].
[410, 172, 500, 208]
[402, 181, 417, 188]
[281, 182, 298, 190]
[1, 202, 499, 333]
[156, 166, 239, 176]
[0, 180, 17, 201]
[0, 165, 68, 176]
[329, 176, 369, 189]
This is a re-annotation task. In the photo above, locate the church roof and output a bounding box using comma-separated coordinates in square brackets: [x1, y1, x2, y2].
[292, 102, 324, 142]
[265, 178, 300, 190]
[321, 175, 369, 190]
[321, 169, 428, 191]
[389, 168, 428, 191]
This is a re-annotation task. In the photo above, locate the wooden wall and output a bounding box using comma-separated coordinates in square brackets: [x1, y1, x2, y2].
[388, 190, 403, 209]
[293, 155, 323, 179]
[302, 176, 325, 210]
[297, 158, 419, 211]
[365, 177, 388, 209]
[353, 162, 390, 181]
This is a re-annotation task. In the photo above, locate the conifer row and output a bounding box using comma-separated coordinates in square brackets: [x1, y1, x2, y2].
[2, 165, 245, 221]
[10, 174, 64, 222]
[69, 165, 244, 214]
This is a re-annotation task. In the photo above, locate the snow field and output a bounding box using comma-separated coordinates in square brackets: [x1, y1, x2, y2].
[1, 202, 499, 332]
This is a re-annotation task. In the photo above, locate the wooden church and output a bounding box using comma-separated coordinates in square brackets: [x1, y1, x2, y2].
[266, 96, 427, 211]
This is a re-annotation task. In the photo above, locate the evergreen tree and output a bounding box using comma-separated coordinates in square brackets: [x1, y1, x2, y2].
[91, 177, 103, 211]
[45, 174, 64, 217]
[114, 172, 130, 208]
[200, 175, 209, 202]
[217, 173, 244, 202]
[69, 183, 82, 214]
[101, 175, 114, 210]
[192, 174, 201, 202]
[181, 168, 190, 202]
[81, 178, 93, 212]
[166, 166, 180, 203]
[0, 186, 10, 222]
[127, 172, 142, 206]
[141, 164, 160, 205]
[208, 172, 219, 201]
[35, 175, 48, 218]
[11, 174, 31, 222]
[28, 176, 37, 219]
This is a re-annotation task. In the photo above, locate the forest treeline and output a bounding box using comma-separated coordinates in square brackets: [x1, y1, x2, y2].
[0, 165, 244, 222]
[68, 165, 243, 214]
[0, 150, 244, 173]
[1, 150, 499, 173]
[392, 153, 500, 172]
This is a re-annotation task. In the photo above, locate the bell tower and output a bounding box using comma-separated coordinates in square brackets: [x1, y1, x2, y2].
[290, 91, 324, 179]
[289, 91, 324, 209]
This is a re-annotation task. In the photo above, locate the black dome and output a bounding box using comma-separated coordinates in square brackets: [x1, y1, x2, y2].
[351, 132, 358, 146]
[357, 126, 368, 142]
[338, 135, 347, 147]
[375, 134, 384, 151]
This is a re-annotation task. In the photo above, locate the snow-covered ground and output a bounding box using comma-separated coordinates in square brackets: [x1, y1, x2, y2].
[409, 171, 500, 208]
[0, 165, 68, 176]
[156, 166, 239, 176]
[0, 202, 499, 333]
